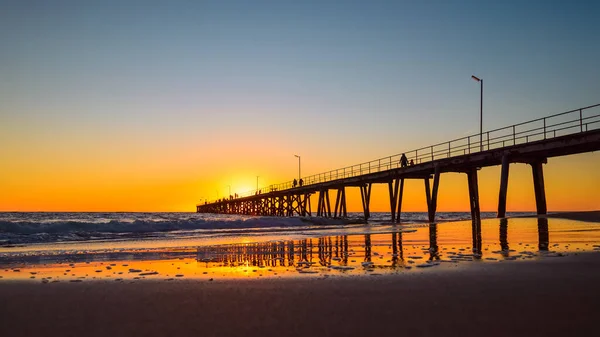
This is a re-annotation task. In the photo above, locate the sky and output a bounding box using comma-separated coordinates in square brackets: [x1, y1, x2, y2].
[1, 0, 599, 212]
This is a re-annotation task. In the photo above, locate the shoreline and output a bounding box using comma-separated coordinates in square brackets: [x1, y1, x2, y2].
[2, 252, 600, 336]
[510, 210, 600, 223]
[543, 210, 600, 223]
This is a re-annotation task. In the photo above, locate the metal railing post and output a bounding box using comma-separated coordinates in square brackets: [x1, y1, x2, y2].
[543, 118, 546, 139]
[513, 125, 516, 145]
[580, 109, 583, 132]
[431, 146, 434, 161]
[467, 136, 470, 154]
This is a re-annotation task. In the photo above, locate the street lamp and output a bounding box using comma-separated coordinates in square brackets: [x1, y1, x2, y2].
[256, 176, 259, 191]
[294, 154, 301, 182]
[471, 75, 483, 152]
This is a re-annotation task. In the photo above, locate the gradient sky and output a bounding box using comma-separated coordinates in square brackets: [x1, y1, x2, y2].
[1, 0, 599, 212]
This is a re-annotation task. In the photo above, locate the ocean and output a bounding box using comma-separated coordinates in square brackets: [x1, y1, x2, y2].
[2, 211, 600, 281]
[0, 211, 522, 246]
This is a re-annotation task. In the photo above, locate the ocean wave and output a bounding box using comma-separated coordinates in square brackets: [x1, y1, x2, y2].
[0, 215, 350, 245]
[0, 211, 531, 245]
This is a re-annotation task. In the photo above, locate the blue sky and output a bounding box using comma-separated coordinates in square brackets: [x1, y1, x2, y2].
[1, 0, 599, 210]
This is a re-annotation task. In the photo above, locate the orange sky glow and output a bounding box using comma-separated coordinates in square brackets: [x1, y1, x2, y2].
[1, 150, 598, 212]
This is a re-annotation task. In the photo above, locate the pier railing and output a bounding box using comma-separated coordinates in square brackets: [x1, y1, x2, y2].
[204, 103, 600, 203]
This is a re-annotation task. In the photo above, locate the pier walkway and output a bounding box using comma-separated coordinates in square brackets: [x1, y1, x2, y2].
[197, 104, 600, 222]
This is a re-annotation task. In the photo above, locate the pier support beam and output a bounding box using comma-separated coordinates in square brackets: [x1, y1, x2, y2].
[530, 160, 547, 215]
[303, 193, 312, 216]
[427, 166, 441, 223]
[467, 168, 481, 221]
[497, 155, 510, 218]
[360, 183, 372, 221]
[334, 187, 347, 218]
[388, 179, 400, 222]
[317, 190, 331, 217]
[424, 167, 441, 223]
[285, 195, 293, 217]
[396, 179, 405, 223]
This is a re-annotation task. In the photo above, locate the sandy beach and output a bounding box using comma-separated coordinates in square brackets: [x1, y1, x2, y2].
[2, 252, 600, 337]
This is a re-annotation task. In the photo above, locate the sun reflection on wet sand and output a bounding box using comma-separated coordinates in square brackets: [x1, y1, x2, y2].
[1, 217, 600, 282]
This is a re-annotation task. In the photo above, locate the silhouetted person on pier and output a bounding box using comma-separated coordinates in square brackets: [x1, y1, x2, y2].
[299, 178, 303, 186]
[410, 159, 414, 166]
[293, 179, 298, 187]
[400, 153, 408, 167]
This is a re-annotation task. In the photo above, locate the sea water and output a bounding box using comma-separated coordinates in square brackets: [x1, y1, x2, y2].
[0, 211, 513, 246]
[3, 211, 600, 281]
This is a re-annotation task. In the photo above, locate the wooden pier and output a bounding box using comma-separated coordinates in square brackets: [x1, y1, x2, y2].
[197, 104, 600, 222]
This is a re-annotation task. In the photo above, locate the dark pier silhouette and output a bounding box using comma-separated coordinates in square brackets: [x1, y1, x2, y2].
[198, 104, 600, 222]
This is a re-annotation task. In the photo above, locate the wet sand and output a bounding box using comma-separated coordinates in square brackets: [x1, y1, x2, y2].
[2, 252, 600, 337]
[544, 210, 600, 223]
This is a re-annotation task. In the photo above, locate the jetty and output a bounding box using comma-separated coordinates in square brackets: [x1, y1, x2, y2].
[197, 104, 600, 222]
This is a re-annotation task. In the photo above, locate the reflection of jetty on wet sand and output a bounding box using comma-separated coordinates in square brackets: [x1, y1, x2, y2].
[193, 217, 569, 274]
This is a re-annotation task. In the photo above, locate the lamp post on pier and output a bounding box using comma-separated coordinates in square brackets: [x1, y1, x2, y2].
[471, 75, 483, 152]
[256, 176, 259, 191]
[294, 154, 301, 182]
